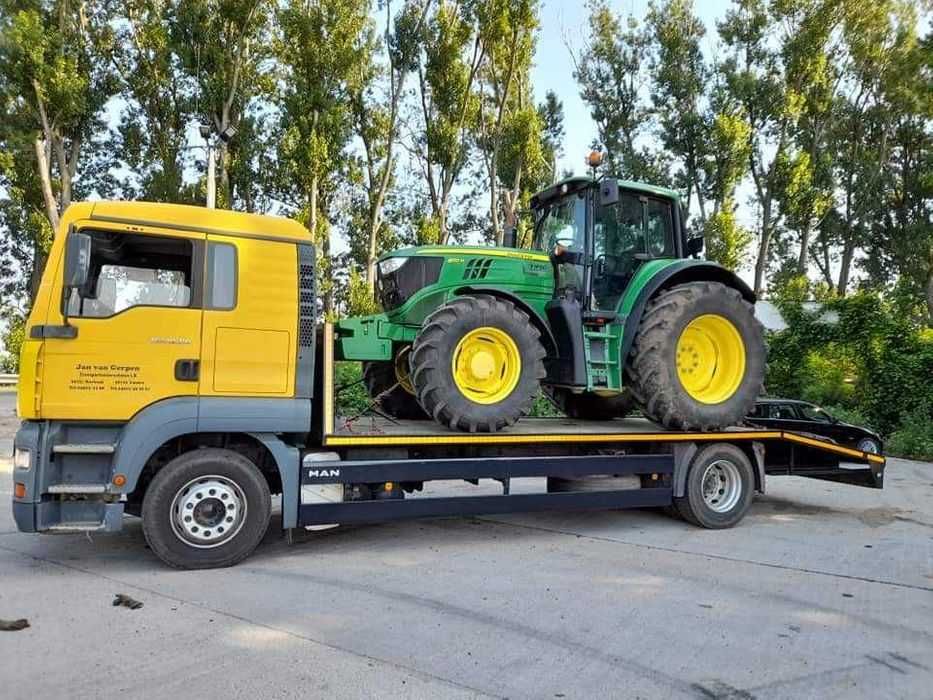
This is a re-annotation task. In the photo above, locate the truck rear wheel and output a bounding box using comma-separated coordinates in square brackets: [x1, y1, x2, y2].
[675, 443, 754, 528]
[549, 388, 632, 420]
[363, 348, 427, 419]
[411, 294, 546, 432]
[627, 281, 764, 430]
[142, 448, 271, 569]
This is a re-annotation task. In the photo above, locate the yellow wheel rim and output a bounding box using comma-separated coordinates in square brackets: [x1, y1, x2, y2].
[451, 327, 522, 404]
[676, 314, 746, 404]
[394, 347, 415, 395]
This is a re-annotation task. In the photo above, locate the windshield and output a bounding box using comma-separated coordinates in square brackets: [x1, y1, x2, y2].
[532, 192, 586, 254]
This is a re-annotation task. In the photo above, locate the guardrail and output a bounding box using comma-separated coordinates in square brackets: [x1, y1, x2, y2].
[0, 374, 18, 387]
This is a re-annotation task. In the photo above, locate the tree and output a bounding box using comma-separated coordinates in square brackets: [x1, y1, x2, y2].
[103, 0, 192, 202]
[473, 0, 539, 244]
[416, 0, 484, 243]
[171, 0, 273, 209]
[573, 0, 661, 181]
[647, 0, 708, 222]
[350, 0, 431, 292]
[274, 0, 373, 314]
[718, 0, 796, 295]
[0, 0, 117, 298]
[537, 90, 564, 184]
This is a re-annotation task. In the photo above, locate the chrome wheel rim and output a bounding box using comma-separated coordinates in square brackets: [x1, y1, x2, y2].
[170, 475, 247, 548]
[700, 459, 742, 513]
[858, 439, 879, 454]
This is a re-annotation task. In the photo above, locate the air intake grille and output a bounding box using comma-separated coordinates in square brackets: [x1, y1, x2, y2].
[463, 258, 493, 280]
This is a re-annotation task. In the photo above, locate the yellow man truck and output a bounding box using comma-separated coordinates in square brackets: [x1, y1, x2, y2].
[11, 202, 885, 568]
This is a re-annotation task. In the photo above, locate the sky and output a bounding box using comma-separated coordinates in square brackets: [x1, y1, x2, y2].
[532, 0, 732, 175]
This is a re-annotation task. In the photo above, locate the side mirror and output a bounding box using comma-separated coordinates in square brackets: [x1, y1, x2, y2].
[686, 236, 704, 257]
[502, 225, 517, 248]
[65, 232, 92, 289]
[599, 178, 619, 207]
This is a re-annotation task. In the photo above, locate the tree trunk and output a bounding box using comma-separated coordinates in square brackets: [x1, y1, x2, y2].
[753, 198, 772, 296]
[926, 269, 933, 326]
[796, 222, 811, 275]
[34, 137, 60, 232]
[837, 237, 855, 296]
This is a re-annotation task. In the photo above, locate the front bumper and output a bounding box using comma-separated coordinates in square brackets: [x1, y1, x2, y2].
[11, 421, 124, 533]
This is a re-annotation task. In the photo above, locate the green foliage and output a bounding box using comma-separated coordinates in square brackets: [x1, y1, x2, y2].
[334, 362, 372, 417]
[766, 290, 933, 452]
[703, 206, 751, 272]
[0, 310, 25, 373]
[886, 408, 933, 461]
[346, 268, 380, 316]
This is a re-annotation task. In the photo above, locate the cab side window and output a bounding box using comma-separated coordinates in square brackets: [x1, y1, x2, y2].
[66, 231, 194, 318]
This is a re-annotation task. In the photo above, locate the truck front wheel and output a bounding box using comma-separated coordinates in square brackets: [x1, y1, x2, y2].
[142, 448, 271, 569]
[411, 294, 546, 432]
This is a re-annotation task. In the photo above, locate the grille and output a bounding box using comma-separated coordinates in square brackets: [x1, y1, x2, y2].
[377, 256, 443, 311]
[297, 250, 316, 347]
[463, 258, 493, 280]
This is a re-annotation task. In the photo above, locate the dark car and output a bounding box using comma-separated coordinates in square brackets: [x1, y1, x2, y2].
[747, 399, 883, 454]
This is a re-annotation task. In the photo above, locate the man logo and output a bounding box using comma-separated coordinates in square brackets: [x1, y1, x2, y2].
[308, 469, 340, 478]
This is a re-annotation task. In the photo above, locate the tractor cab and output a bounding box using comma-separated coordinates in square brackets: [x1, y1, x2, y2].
[526, 175, 688, 315]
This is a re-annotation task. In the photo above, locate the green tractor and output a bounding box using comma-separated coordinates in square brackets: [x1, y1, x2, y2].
[337, 175, 765, 433]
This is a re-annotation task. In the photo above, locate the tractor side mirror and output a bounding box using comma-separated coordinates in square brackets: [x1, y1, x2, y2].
[502, 225, 518, 248]
[599, 178, 619, 207]
[686, 236, 704, 257]
[65, 232, 92, 290]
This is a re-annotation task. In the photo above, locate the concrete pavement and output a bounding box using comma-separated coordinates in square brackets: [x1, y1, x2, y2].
[1, 394, 931, 699]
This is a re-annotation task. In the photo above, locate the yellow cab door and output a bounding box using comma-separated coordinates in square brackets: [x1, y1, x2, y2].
[40, 224, 205, 421]
[199, 234, 297, 398]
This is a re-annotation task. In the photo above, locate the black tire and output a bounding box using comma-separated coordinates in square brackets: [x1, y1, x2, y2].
[549, 388, 633, 420]
[410, 294, 546, 432]
[674, 443, 755, 528]
[363, 356, 427, 420]
[142, 448, 271, 569]
[627, 281, 765, 430]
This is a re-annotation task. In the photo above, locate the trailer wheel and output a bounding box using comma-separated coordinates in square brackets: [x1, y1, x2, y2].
[142, 448, 271, 569]
[675, 443, 754, 528]
[411, 294, 546, 432]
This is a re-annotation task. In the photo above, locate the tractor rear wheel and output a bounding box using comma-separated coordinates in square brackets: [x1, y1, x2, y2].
[363, 347, 427, 419]
[549, 388, 633, 420]
[626, 281, 764, 431]
[410, 295, 546, 432]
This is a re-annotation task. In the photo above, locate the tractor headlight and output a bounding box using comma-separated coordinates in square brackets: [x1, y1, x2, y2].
[378, 257, 407, 275]
[13, 448, 31, 471]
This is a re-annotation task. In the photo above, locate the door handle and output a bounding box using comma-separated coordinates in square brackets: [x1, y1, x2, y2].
[174, 359, 200, 382]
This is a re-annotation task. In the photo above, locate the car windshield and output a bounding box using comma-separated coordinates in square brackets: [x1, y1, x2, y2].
[798, 405, 833, 422]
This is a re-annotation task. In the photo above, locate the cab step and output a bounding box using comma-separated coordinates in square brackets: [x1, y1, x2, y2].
[47, 484, 108, 494]
[45, 522, 107, 532]
[52, 444, 116, 454]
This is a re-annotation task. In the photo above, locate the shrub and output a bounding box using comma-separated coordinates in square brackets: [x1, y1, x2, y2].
[886, 408, 933, 461]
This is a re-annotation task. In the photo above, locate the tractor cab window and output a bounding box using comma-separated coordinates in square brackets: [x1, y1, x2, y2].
[66, 231, 195, 318]
[592, 192, 676, 311]
[532, 191, 587, 301]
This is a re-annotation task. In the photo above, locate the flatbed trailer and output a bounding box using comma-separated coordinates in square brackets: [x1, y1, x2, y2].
[295, 325, 884, 531]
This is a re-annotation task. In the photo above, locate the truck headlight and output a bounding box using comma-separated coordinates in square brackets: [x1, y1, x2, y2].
[13, 448, 31, 471]
[378, 257, 407, 275]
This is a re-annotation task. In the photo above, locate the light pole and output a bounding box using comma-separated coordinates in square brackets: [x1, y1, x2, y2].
[200, 124, 237, 209]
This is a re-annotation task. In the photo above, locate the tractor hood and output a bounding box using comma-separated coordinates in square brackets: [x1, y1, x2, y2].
[375, 245, 553, 318]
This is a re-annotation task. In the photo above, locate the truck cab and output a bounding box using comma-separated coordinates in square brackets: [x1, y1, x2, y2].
[13, 202, 316, 539]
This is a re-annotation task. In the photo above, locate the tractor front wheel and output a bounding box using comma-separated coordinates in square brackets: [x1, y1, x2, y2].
[410, 295, 546, 432]
[363, 347, 427, 419]
[627, 281, 764, 431]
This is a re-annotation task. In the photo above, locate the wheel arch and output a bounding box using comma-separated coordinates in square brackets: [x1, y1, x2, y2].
[114, 397, 306, 528]
[453, 285, 557, 356]
[620, 261, 756, 362]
